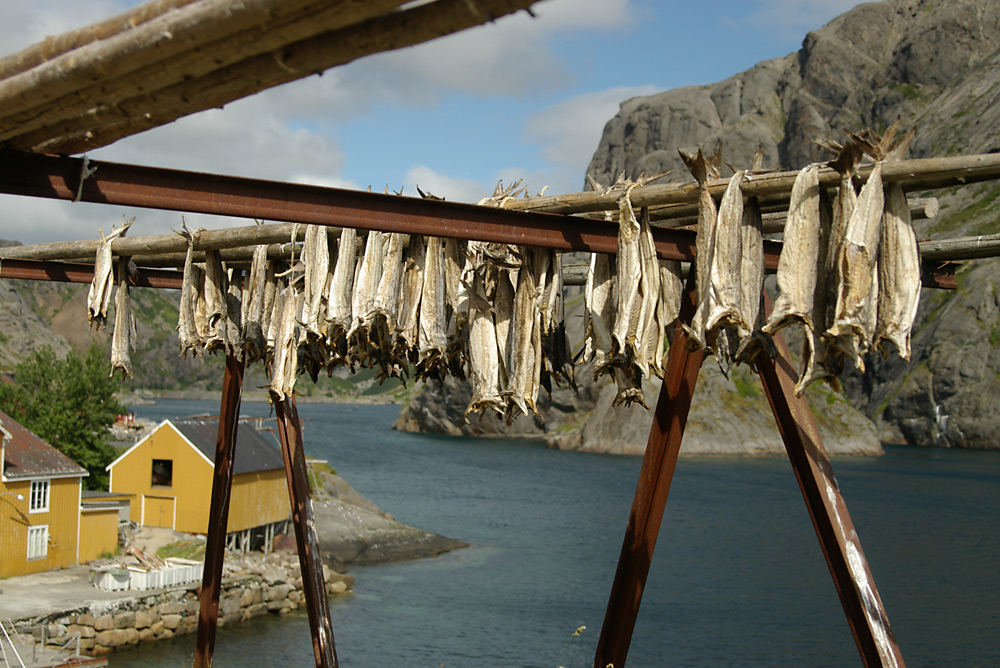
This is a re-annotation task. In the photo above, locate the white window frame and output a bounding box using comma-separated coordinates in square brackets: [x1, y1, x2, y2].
[29, 479, 50, 513]
[27, 525, 48, 560]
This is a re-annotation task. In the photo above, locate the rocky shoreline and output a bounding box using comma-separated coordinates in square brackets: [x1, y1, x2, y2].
[10, 551, 354, 657]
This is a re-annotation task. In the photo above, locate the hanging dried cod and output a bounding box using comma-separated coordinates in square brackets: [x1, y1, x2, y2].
[416, 236, 449, 382]
[826, 159, 885, 370]
[763, 163, 822, 378]
[202, 250, 229, 354]
[349, 230, 385, 364]
[583, 250, 616, 379]
[269, 286, 300, 401]
[110, 256, 136, 379]
[87, 217, 133, 329]
[301, 224, 330, 342]
[176, 221, 204, 358]
[326, 226, 357, 360]
[466, 269, 504, 419]
[679, 148, 722, 350]
[705, 169, 747, 347]
[874, 130, 921, 360]
[396, 234, 426, 364]
[504, 247, 547, 423]
[540, 250, 575, 393]
[370, 232, 407, 381]
[242, 245, 269, 363]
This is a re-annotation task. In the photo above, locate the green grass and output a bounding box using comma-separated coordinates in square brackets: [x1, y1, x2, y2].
[731, 369, 760, 399]
[157, 539, 206, 561]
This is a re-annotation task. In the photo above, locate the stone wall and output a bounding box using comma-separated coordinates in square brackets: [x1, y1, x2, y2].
[14, 552, 353, 657]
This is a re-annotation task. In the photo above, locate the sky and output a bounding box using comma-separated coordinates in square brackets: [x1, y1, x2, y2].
[0, 0, 866, 244]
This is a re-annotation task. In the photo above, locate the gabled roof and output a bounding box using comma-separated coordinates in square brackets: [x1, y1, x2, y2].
[107, 418, 285, 475]
[0, 409, 87, 480]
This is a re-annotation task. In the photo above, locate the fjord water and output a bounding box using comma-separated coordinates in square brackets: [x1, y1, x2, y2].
[122, 399, 1000, 667]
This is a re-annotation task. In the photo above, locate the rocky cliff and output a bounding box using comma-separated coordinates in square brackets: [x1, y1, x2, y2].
[396, 0, 1000, 452]
[585, 0, 1000, 448]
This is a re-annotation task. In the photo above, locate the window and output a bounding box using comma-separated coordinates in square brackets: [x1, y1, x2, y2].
[29, 479, 49, 513]
[27, 525, 48, 560]
[151, 459, 173, 486]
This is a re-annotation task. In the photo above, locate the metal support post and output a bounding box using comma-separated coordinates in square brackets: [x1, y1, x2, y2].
[193, 354, 244, 668]
[594, 272, 703, 668]
[754, 293, 906, 668]
[274, 395, 337, 668]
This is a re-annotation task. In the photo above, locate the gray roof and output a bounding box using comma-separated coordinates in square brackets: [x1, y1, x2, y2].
[171, 419, 285, 476]
[0, 409, 87, 479]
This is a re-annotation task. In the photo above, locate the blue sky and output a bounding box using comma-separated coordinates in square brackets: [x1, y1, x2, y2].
[0, 0, 865, 243]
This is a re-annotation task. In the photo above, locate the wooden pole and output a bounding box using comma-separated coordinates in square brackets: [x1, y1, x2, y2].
[594, 271, 704, 668]
[193, 354, 245, 668]
[0, 222, 309, 261]
[0, 0, 410, 143]
[9, 0, 543, 154]
[755, 293, 906, 668]
[274, 395, 337, 668]
[505, 153, 1000, 215]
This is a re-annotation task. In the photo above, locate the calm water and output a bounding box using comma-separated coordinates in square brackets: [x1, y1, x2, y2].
[116, 398, 1000, 667]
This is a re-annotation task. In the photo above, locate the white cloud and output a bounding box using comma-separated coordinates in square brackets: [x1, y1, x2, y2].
[521, 85, 660, 193]
[738, 0, 867, 42]
[402, 165, 489, 204]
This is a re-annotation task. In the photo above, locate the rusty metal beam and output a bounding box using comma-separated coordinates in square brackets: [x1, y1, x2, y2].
[274, 395, 337, 668]
[193, 354, 245, 668]
[594, 271, 704, 668]
[0, 150, 738, 264]
[754, 293, 906, 668]
[0, 257, 183, 288]
[0, 151, 957, 288]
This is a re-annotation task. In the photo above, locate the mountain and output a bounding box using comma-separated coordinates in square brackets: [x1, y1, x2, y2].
[585, 0, 1000, 448]
[395, 0, 1000, 451]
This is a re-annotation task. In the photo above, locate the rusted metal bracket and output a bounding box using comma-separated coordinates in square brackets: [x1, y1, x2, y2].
[755, 293, 906, 668]
[593, 271, 703, 668]
[193, 354, 245, 668]
[274, 395, 337, 668]
[0, 257, 183, 288]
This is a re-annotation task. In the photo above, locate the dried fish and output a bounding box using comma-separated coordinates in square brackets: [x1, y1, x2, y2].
[396, 235, 426, 363]
[705, 170, 747, 341]
[493, 266, 517, 389]
[679, 149, 720, 350]
[242, 245, 269, 363]
[765, 164, 821, 336]
[654, 259, 684, 370]
[110, 257, 136, 379]
[444, 238, 470, 380]
[370, 232, 407, 380]
[176, 223, 203, 358]
[202, 250, 229, 354]
[225, 267, 244, 358]
[826, 161, 885, 370]
[634, 206, 662, 380]
[735, 192, 767, 362]
[269, 286, 299, 401]
[326, 227, 358, 359]
[583, 251, 616, 379]
[874, 179, 921, 359]
[349, 230, 385, 361]
[507, 248, 549, 422]
[301, 225, 330, 341]
[416, 236, 449, 382]
[465, 271, 503, 419]
[87, 218, 132, 329]
[611, 364, 647, 409]
[540, 251, 575, 392]
[612, 182, 643, 360]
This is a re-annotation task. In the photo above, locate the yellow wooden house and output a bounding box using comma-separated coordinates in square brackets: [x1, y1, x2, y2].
[0, 409, 115, 578]
[106, 419, 290, 550]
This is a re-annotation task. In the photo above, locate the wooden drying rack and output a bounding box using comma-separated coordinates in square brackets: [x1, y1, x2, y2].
[2, 147, 998, 668]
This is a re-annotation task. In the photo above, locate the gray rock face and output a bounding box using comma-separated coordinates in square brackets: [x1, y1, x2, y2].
[583, 0, 1000, 448]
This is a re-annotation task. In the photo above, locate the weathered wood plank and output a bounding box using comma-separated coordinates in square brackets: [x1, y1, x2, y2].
[0, 0, 408, 142]
[9, 0, 542, 154]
